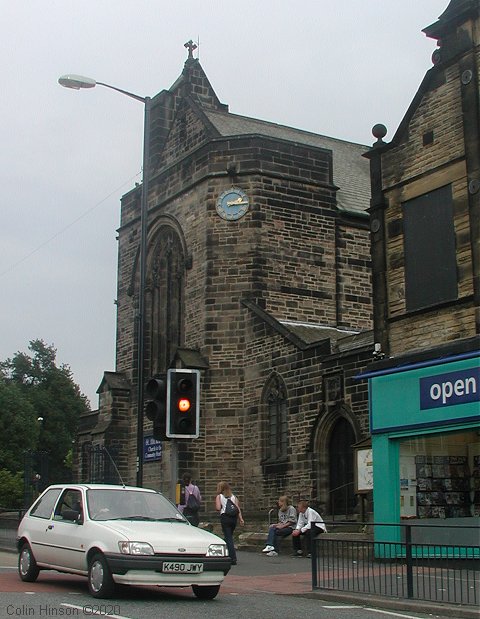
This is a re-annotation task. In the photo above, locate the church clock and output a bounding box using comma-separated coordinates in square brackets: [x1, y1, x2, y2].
[216, 187, 249, 221]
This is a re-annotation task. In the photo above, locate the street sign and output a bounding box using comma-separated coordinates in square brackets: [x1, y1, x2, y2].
[143, 435, 162, 462]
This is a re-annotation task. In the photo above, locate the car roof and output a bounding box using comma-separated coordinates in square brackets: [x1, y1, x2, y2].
[44, 484, 159, 493]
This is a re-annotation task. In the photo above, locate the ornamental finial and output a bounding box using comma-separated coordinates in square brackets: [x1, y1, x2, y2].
[184, 40, 197, 60]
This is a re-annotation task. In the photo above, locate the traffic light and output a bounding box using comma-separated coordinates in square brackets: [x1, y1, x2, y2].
[166, 369, 200, 438]
[145, 375, 167, 440]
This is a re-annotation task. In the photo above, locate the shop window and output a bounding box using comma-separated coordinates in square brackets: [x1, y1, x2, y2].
[402, 185, 457, 312]
[399, 430, 480, 519]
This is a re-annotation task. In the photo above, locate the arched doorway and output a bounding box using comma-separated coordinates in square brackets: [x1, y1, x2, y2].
[328, 417, 356, 516]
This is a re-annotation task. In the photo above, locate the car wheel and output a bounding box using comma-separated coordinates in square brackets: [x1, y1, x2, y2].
[88, 553, 115, 598]
[18, 542, 40, 582]
[192, 584, 221, 600]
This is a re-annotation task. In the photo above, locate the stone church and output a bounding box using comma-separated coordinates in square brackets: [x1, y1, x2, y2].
[76, 44, 375, 518]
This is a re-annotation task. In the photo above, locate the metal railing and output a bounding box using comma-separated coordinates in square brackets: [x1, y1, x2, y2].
[312, 521, 479, 607]
[329, 481, 355, 521]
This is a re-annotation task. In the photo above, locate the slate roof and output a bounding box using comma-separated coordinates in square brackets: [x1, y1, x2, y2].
[173, 347, 210, 369]
[436, 0, 478, 26]
[334, 329, 374, 354]
[96, 371, 131, 394]
[203, 108, 371, 216]
[278, 321, 357, 346]
[279, 320, 373, 354]
[242, 299, 372, 355]
[77, 409, 100, 435]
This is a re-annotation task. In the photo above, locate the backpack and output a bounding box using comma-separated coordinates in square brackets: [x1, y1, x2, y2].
[224, 497, 239, 517]
[184, 488, 200, 513]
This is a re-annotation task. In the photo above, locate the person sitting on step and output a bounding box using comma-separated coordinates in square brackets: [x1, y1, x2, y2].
[291, 500, 327, 558]
[261, 495, 297, 557]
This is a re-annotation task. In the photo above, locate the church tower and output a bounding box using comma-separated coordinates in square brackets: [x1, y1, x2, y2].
[82, 43, 373, 516]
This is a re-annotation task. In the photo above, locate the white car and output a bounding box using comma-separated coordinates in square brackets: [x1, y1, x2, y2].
[17, 483, 230, 599]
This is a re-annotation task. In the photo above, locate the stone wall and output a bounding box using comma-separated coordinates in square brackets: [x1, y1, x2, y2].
[372, 30, 479, 356]
[85, 57, 374, 517]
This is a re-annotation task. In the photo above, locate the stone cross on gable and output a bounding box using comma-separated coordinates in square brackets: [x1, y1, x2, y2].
[184, 40, 197, 59]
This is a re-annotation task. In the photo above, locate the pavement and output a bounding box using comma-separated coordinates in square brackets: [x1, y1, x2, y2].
[1, 539, 477, 618]
[225, 550, 479, 619]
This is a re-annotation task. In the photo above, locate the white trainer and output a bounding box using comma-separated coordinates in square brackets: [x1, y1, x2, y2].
[266, 551, 278, 556]
[262, 545, 274, 553]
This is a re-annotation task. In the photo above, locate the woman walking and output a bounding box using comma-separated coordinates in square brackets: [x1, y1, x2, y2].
[178, 472, 202, 527]
[215, 481, 244, 565]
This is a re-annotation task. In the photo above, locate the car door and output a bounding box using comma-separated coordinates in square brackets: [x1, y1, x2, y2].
[26, 487, 63, 565]
[42, 489, 87, 571]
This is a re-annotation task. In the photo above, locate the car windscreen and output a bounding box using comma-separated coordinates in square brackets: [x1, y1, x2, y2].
[86, 489, 185, 522]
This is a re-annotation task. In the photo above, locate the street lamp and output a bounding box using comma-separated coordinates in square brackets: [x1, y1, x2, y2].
[59, 73, 151, 487]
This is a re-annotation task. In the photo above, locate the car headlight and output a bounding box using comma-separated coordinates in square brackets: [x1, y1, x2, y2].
[118, 541, 154, 555]
[207, 544, 227, 557]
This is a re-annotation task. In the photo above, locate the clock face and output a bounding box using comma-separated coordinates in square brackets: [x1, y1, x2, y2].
[216, 187, 249, 221]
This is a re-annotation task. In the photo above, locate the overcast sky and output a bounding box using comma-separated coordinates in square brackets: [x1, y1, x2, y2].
[1, 0, 446, 407]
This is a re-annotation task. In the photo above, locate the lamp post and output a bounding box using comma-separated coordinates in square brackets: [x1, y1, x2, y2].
[59, 74, 151, 487]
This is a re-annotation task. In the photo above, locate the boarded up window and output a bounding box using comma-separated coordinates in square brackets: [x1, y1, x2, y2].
[403, 185, 457, 311]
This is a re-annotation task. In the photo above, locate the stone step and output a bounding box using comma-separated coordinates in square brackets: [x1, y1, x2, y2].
[237, 529, 373, 552]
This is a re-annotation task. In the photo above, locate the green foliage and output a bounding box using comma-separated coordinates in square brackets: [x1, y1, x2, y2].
[0, 469, 23, 509]
[0, 380, 38, 471]
[0, 339, 89, 485]
[64, 448, 73, 470]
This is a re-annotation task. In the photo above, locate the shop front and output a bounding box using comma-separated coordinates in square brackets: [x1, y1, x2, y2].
[364, 348, 479, 550]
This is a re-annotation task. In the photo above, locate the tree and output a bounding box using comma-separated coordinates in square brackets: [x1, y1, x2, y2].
[0, 378, 38, 472]
[0, 340, 89, 484]
[0, 469, 23, 508]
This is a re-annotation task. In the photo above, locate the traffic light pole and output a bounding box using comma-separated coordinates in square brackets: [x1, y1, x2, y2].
[170, 439, 178, 503]
[136, 96, 152, 488]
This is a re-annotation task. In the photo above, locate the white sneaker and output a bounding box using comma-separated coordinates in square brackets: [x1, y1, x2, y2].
[266, 551, 278, 556]
[262, 545, 274, 553]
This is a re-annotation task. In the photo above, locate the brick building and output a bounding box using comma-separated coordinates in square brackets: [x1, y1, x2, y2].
[363, 0, 479, 544]
[76, 46, 375, 518]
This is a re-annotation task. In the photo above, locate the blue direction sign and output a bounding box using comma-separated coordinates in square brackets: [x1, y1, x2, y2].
[143, 435, 162, 462]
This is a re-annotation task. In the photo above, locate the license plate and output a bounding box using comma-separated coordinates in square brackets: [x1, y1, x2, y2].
[162, 562, 203, 574]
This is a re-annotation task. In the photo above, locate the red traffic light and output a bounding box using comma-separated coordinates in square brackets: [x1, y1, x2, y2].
[166, 369, 200, 438]
[178, 397, 191, 412]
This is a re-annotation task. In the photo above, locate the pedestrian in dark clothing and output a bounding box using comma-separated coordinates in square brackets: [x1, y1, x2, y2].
[178, 473, 202, 527]
[215, 481, 244, 565]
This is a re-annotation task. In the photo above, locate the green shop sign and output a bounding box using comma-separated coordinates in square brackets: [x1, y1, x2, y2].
[370, 356, 479, 434]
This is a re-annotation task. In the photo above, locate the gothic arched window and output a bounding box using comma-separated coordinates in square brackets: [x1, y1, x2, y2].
[328, 416, 355, 514]
[148, 227, 185, 374]
[264, 374, 288, 462]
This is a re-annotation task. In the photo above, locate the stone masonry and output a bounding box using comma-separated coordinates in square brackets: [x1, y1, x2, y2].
[76, 53, 375, 520]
